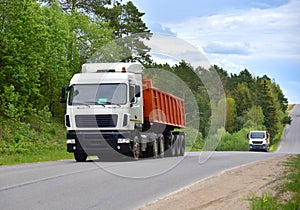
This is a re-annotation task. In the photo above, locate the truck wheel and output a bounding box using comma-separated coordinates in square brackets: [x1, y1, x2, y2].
[74, 151, 87, 162]
[170, 136, 177, 157]
[179, 134, 185, 156]
[175, 135, 181, 156]
[164, 134, 173, 157]
[158, 135, 165, 158]
[132, 135, 140, 161]
[152, 137, 158, 159]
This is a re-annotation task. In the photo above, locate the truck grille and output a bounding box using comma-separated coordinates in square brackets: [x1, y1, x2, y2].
[252, 141, 263, 144]
[75, 115, 118, 128]
[78, 134, 118, 150]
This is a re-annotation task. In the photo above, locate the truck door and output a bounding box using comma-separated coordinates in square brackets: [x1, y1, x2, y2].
[129, 83, 143, 126]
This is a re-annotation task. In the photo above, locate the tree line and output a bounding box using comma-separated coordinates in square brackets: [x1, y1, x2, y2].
[147, 62, 290, 142]
[0, 0, 150, 120]
[0, 0, 290, 145]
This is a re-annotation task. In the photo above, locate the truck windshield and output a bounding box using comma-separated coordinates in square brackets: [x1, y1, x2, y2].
[250, 132, 265, 139]
[68, 84, 127, 106]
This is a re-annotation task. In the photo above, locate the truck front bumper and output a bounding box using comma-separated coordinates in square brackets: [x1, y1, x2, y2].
[249, 144, 269, 151]
[67, 130, 133, 155]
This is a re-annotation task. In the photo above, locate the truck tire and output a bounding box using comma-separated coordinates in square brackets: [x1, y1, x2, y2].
[158, 135, 165, 158]
[152, 137, 158, 159]
[171, 136, 177, 157]
[164, 133, 173, 157]
[175, 134, 181, 156]
[74, 151, 87, 162]
[179, 134, 185, 156]
[132, 135, 140, 161]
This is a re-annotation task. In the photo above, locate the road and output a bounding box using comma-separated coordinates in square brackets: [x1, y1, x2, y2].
[0, 105, 299, 210]
[277, 104, 300, 154]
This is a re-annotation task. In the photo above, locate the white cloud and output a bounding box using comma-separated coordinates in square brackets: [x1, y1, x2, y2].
[144, 34, 211, 69]
[164, 0, 300, 59]
[204, 41, 251, 55]
[208, 56, 247, 74]
[146, 0, 300, 103]
[148, 23, 177, 36]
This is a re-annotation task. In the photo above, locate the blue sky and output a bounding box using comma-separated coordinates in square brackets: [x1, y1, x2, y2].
[128, 0, 300, 104]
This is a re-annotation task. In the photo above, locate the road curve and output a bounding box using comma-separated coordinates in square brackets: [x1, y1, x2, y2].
[277, 104, 300, 154]
[0, 105, 299, 210]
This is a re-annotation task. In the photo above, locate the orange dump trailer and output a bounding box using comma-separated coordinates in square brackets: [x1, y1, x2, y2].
[142, 79, 186, 128]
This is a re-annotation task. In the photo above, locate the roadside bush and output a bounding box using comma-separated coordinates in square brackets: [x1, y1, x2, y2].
[0, 115, 66, 155]
[184, 127, 204, 151]
[216, 128, 249, 151]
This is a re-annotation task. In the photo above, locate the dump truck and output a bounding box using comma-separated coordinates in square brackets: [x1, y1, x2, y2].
[247, 130, 270, 152]
[61, 62, 186, 161]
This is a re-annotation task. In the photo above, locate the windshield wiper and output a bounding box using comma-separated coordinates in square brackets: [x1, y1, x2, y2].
[105, 102, 121, 107]
[72, 102, 91, 107]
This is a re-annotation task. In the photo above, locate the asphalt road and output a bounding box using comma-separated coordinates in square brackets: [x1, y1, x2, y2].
[278, 104, 300, 154]
[0, 105, 299, 210]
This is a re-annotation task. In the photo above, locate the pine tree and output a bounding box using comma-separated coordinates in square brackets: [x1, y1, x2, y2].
[258, 77, 280, 138]
[100, 1, 151, 63]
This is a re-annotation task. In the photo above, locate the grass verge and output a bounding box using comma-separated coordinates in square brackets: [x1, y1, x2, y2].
[249, 155, 300, 209]
[0, 150, 73, 166]
[0, 115, 72, 165]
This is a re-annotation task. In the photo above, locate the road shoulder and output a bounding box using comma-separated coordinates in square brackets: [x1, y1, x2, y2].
[140, 154, 292, 210]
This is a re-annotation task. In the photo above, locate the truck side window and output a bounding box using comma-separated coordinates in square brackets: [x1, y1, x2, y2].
[129, 85, 136, 103]
[135, 85, 141, 98]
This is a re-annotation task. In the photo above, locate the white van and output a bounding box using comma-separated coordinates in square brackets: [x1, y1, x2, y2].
[247, 131, 270, 152]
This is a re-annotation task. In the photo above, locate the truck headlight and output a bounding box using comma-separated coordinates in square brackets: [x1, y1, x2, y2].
[66, 139, 76, 144]
[117, 138, 130, 144]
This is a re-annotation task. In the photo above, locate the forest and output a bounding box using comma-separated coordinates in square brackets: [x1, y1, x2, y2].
[0, 0, 291, 163]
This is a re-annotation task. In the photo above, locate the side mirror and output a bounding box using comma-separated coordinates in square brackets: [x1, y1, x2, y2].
[60, 87, 67, 103]
[246, 133, 249, 139]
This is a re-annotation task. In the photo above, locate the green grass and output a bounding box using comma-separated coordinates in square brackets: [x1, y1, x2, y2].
[0, 115, 72, 165]
[249, 155, 300, 210]
[0, 150, 73, 165]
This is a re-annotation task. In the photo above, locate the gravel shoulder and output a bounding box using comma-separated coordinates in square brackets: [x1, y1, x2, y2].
[140, 154, 292, 210]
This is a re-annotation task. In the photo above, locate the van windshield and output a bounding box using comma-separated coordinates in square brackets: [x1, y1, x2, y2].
[250, 132, 265, 139]
[68, 84, 127, 106]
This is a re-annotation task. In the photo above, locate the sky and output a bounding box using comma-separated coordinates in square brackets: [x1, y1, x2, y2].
[127, 0, 300, 104]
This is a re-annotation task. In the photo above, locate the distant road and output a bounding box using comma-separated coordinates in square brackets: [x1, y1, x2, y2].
[0, 105, 299, 210]
[277, 104, 300, 154]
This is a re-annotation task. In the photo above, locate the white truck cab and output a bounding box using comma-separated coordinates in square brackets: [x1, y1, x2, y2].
[248, 130, 270, 152]
[62, 62, 144, 161]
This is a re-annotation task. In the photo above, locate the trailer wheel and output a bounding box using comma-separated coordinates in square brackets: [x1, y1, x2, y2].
[74, 151, 87, 162]
[175, 135, 181, 156]
[164, 134, 173, 157]
[170, 135, 177, 157]
[158, 135, 165, 158]
[152, 137, 158, 159]
[132, 135, 140, 161]
[179, 134, 185, 156]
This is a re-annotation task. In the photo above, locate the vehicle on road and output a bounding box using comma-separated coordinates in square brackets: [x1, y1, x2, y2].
[61, 62, 186, 161]
[247, 130, 270, 152]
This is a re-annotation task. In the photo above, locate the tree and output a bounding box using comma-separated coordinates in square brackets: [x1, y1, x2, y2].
[100, 1, 151, 63]
[243, 105, 265, 130]
[0, 0, 48, 118]
[232, 83, 253, 116]
[66, 11, 113, 73]
[225, 98, 237, 133]
[41, 0, 111, 14]
[257, 77, 281, 138]
[38, 3, 70, 116]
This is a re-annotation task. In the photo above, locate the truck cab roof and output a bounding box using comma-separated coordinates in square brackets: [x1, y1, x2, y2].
[81, 62, 143, 74]
[69, 72, 136, 85]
